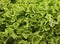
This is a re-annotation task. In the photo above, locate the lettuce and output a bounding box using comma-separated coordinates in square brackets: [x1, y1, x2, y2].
[0, 0, 60, 44]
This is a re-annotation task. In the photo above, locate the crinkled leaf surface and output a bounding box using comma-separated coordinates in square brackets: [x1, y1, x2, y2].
[0, 0, 60, 44]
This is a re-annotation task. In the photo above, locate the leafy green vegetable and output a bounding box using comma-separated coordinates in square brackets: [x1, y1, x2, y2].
[0, 0, 60, 44]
